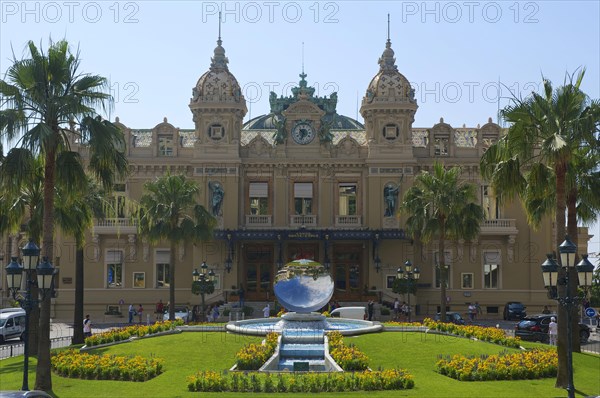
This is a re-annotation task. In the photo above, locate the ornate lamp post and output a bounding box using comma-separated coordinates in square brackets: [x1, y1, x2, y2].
[396, 260, 420, 322]
[192, 261, 215, 322]
[4, 240, 55, 391]
[540, 236, 593, 398]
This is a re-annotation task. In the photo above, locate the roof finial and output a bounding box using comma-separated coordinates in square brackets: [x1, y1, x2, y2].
[387, 13, 390, 43]
[302, 41, 305, 75]
[210, 11, 228, 71]
[218, 11, 222, 45]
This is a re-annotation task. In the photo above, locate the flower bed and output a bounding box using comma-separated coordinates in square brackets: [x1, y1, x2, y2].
[422, 318, 521, 348]
[51, 349, 164, 381]
[436, 349, 557, 381]
[84, 320, 182, 347]
[234, 332, 278, 370]
[187, 369, 414, 392]
[328, 331, 370, 371]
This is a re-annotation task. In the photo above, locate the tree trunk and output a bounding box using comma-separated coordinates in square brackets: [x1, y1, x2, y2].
[555, 162, 568, 389]
[169, 241, 176, 321]
[567, 188, 581, 353]
[35, 147, 56, 391]
[439, 221, 447, 322]
[72, 245, 85, 345]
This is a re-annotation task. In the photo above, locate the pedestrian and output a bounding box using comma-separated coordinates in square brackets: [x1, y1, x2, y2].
[401, 301, 409, 321]
[475, 302, 482, 319]
[548, 316, 558, 346]
[541, 305, 551, 314]
[367, 300, 374, 321]
[137, 304, 144, 324]
[155, 299, 164, 322]
[468, 303, 477, 322]
[83, 314, 92, 338]
[212, 305, 220, 322]
[263, 303, 270, 318]
[238, 285, 245, 309]
[393, 298, 400, 320]
[128, 303, 135, 324]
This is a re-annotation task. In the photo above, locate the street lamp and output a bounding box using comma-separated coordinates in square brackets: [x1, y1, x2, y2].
[191, 261, 215, 322]
[4, 240, 55, 391]
[540, 236, 593, 398]
[396, 260, 420, 322]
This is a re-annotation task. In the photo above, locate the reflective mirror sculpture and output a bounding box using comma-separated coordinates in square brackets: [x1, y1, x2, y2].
[274, 259, 334, 313]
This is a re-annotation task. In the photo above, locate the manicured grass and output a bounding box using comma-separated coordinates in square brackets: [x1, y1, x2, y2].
[0, 331, 598, 397]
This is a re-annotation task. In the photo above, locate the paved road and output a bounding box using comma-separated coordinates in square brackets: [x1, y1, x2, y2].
[1, 318, 598, 359]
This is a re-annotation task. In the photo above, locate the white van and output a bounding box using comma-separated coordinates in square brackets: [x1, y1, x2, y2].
[330, 306, 367, 320]
[0, 308, 26, 343]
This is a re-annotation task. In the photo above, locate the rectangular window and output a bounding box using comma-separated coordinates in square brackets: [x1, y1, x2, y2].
[105, 183, 127, 218]
[106, 250, 123, 288]
[461, 273, 474, 289]
[249, 182, 269, 215]
[483, 252, 500, 289]
[158, 135, 173, 156]
[434, 136, 449, 156]
[294, 182, 313, 215]
[434, 251, 452, 288]
[156, 250, 170, 288]
[482, 185, 498, 219]
[338, 184, 357, 216]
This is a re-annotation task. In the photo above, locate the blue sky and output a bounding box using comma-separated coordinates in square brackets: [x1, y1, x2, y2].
[1, 0, 599, 257]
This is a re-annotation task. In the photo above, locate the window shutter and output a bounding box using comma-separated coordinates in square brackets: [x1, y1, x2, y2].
[106, 250, 123, 263]
[155, 250, 170, 264]
[294, 182, 313, 198]
[249, 182, 268, 197]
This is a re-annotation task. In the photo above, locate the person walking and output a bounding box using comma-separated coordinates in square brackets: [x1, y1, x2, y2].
[263, 303, 270, 318]
[128, 304, 135, 324]
[137, 304, 144, 324]
[393, 298, 400, 321]
[548, 316, 558, 346]
[83, 314, 92, 338]
[367, 300, 375, 321]
[155, 299, 164, 322]
[468, 303, 477, 323]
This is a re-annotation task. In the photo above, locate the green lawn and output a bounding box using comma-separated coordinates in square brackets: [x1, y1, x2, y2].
[0, 331, 598, 397]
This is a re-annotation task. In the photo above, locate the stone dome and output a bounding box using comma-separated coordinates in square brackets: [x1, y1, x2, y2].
[191, 38, 244, 104]
[364, 39, 416, 104]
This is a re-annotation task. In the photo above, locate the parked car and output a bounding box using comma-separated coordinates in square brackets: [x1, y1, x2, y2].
[163, 306, 190, 323]
[515, 314, 591, 343]
[434, 312, 466, 325]
[0, 391, 53, 398]
[503, 302, 527, 320]
[0, 309, 26, 344]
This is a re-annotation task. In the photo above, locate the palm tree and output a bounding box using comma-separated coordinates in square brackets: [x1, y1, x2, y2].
[0, 39, 128, 391]
[138, 173, 216, 321]
[399, 161, 484, 321]
[0, 148, 44, 355]
[480, 69, 600, 388]
[54, 178, 108, 344]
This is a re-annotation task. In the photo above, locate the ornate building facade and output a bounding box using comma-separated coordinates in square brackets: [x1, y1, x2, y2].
[2, 32, 590, 320]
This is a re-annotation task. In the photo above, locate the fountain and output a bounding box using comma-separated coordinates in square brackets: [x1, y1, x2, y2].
[226, 259, 382, 372]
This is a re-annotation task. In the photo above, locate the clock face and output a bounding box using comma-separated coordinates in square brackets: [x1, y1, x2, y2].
[291, 122, 316, 145]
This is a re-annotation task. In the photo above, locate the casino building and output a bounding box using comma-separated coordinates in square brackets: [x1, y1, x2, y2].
[1, 31, 590, 320]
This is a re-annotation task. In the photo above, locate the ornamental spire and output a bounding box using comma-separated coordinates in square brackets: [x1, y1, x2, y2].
[210, 11, 229, 71]
[378, 14, 398, 72]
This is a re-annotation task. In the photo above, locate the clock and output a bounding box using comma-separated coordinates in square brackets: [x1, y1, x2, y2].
[291, 122, 316, 145]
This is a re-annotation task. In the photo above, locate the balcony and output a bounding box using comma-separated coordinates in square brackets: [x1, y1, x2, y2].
[480, 219, 518, 235]
[290, 215, 317, 228]
[335, 215, 362, 228]
[94, 218, 138, 234]
[245, 214, 272, 227]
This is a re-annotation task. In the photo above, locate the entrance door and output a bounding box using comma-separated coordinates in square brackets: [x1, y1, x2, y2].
[332, 245, 362, 301]
[244, 245, 274, 301]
